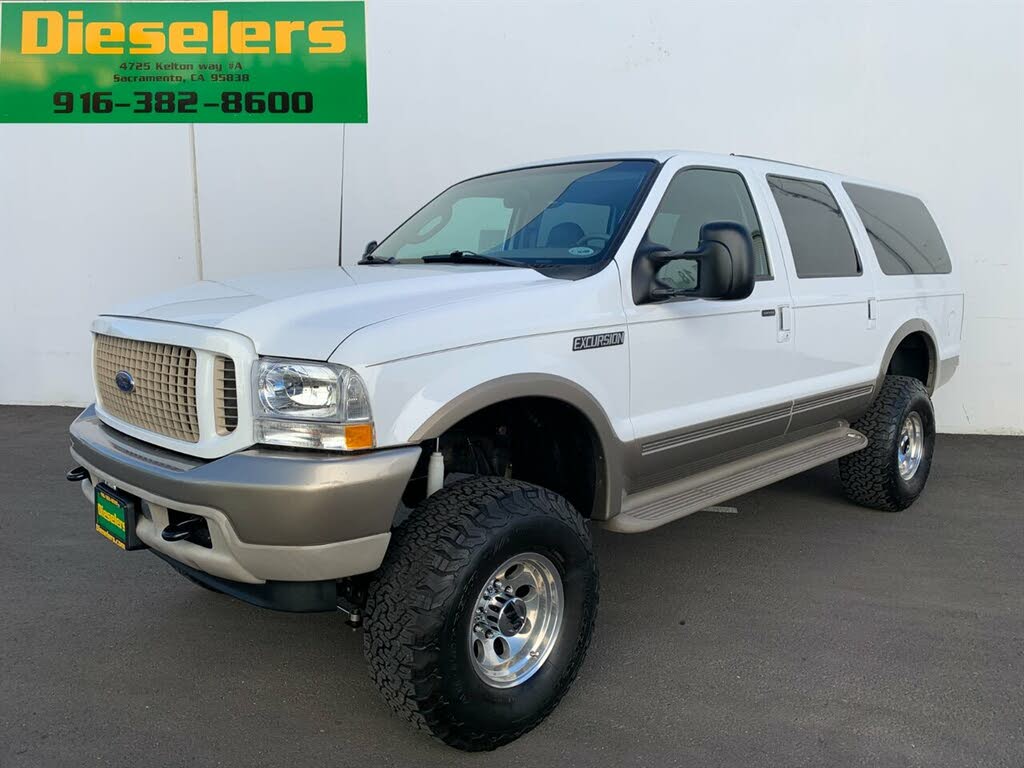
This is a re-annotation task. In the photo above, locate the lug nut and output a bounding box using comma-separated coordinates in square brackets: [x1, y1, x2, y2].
[505, 586, 514, 595]
[485, 630, 494, 639]
[474, 623, 484, 635]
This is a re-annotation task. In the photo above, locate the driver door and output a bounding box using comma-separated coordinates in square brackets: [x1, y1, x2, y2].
[622, 162, 798, 486]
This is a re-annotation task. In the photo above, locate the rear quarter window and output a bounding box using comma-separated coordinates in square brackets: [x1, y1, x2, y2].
[843, 183, 952, 275]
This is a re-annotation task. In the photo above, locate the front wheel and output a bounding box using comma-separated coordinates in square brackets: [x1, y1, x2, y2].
[839, 374, 936, 511]
[363, 476, 598, 751]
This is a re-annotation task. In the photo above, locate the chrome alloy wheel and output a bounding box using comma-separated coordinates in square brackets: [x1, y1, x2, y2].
[897, 411, 925, 481]
[468, 553, 563, 689]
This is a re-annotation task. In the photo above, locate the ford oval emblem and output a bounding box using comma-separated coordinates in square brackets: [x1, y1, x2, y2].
[115, 370, 135, 394]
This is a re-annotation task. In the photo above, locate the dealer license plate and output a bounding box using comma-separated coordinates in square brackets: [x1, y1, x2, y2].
[95, 483, 144, 550]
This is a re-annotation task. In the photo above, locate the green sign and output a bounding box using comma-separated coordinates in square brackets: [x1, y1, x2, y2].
[0, 1, 367, 122]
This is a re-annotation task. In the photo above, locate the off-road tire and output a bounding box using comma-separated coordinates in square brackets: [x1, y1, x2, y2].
[839, 374, 936, 512]
[363, 475, 599, 751]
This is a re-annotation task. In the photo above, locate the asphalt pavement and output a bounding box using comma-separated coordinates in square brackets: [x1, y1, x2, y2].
[1, 406, 1021, 767]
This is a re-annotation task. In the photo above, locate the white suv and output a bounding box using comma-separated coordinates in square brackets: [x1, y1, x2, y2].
[69, 150, 962, 750]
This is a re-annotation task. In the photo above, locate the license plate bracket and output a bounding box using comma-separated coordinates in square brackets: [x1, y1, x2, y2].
[95, 483, 146, 551]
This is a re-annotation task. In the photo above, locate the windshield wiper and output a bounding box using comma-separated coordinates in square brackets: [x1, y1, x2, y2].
[421, 250, 529, 268]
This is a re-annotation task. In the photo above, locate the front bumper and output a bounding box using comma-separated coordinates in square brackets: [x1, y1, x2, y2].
[70, 405, 420, 585]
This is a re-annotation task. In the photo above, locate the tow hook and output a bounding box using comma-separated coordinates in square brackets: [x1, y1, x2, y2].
[161, 516, 205, 542]
[66, 466, 89, 482]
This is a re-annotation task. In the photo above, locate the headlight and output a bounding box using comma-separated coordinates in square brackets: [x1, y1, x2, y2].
[253, 359, 373, 450]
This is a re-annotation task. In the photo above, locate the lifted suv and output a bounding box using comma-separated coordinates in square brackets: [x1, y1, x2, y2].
[69, 150, 961, 750]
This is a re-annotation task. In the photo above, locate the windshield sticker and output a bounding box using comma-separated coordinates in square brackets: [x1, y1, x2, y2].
[568, 246, 595, 257]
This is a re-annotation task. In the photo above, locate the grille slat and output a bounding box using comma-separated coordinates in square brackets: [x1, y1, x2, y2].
[214, 356, 238, 435]
[95, 335, 200, 443]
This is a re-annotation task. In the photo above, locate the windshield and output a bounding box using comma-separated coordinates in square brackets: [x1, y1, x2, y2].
[370, 160, 657, 266]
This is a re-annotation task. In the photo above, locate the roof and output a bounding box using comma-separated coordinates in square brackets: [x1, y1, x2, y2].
[499, 149, 836, 174]
[493, 150, 913, 197]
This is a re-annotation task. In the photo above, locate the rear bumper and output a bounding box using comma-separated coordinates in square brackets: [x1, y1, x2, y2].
[70, 405, 420, 584]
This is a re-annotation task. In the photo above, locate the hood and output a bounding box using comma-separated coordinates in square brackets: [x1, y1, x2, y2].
[103, 264, 551, 360]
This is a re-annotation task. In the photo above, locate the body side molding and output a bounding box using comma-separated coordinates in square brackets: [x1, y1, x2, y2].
[628, 384, 874, 491]
[640, 403, 793, 455]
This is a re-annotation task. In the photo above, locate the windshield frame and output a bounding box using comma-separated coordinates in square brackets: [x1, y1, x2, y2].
[365, 158, 665, 280]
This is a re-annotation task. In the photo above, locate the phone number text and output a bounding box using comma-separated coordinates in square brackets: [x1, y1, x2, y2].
[52, 90, 314, 115]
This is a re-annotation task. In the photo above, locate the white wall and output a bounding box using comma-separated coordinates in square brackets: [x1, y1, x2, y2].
[194, 124, 344, 281]
[0, 122, 345, 405]
[1, 0, 1021, 434]
[0, 125, 198, 406]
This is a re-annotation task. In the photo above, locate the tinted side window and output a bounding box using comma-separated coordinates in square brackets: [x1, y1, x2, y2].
[843, 183, 951, 275]
[647, 168, 770, 291]
[767, 175, 861, 278]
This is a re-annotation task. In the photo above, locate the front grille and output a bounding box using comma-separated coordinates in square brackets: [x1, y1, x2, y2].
[214, 355, 238, 435]
[94, 335, 200, 443]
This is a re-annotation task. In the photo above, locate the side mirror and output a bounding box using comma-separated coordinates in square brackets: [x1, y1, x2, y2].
[632, 221, 755, 304]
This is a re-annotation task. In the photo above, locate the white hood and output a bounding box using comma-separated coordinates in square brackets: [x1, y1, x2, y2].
[103, 264, 551, 360]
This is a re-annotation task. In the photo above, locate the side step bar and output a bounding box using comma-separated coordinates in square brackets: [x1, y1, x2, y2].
[605, 424, 867, 533]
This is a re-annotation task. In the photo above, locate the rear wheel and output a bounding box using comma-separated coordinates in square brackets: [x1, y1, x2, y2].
[363, 476, 598, 751]
[839, 375, 936, 511]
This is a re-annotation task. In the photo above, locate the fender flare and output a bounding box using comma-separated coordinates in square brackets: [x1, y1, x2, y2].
[876, 319, 940, 395]
[408, 373, 624, 520]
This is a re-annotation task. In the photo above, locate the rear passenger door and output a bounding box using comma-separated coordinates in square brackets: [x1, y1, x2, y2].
[759, 174, 879, 430]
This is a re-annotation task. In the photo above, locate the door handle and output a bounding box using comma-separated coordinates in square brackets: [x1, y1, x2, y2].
[779, 306, 792, 331]
[777, 305, 792, 343]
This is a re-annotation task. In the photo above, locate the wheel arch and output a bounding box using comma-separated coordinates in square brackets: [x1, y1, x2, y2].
[408, 374, 624, 520]
[876, 319, 940, 395]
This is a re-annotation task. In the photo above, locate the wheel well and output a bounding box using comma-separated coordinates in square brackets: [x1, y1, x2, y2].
[886, 331, 936, 390]
[403, 397, 603, 518]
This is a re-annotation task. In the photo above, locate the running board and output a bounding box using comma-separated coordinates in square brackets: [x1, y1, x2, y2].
[606, 424, 867, 533]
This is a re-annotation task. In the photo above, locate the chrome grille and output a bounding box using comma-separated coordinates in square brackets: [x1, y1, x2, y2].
[94, 334, 200, 443]
[214, 355, 238, 435]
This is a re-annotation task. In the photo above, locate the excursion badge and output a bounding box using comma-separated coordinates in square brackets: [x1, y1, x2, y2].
[572, 331, 625, 351]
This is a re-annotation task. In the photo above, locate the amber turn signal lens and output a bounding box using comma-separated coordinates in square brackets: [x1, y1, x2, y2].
[344, 423, 374, 450]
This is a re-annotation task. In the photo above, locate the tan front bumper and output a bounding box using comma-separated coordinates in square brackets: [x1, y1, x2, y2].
[70, 406, 420, 584]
